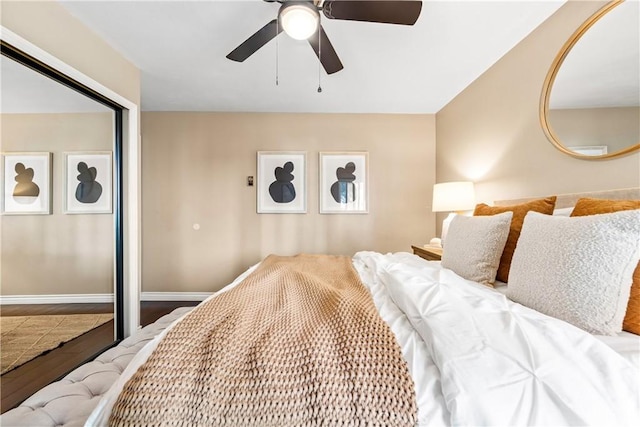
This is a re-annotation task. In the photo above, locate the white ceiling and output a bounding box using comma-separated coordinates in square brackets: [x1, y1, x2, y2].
[55, 0, 567, 114]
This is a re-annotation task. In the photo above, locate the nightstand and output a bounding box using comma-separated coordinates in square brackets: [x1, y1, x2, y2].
[411, 245, 443, 261]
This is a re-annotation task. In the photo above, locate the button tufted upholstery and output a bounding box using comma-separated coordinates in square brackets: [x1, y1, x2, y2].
[0, 307, 194, 427]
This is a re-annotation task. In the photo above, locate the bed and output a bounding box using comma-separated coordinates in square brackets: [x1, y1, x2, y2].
[1, 188, 639, 426]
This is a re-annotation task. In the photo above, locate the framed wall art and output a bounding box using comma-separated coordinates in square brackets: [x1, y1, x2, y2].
[319, 152, 368, 214]
[64, 151, 112, 214]
[257, 151, 306, 213]
[1, 152, 52, 215]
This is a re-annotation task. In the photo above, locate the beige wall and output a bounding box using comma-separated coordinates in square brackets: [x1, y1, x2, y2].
[548, 106, 640, 154]
[435, 0, 640, 233]
[142, 113, 435, 292]
[1, 113, 114, 295]
[1, 1, 140, 299]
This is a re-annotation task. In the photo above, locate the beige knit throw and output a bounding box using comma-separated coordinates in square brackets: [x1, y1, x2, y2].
[110, 254, 417, 426]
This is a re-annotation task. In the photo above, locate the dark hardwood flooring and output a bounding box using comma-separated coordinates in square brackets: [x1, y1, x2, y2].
[0, 301, 198, 413]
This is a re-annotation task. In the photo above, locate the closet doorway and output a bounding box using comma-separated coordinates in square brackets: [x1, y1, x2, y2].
[0, 42, 124, 411]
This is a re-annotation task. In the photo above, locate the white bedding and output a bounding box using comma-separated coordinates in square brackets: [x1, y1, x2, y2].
[494, 279, 640, 368]
[87, 252, 640, 426]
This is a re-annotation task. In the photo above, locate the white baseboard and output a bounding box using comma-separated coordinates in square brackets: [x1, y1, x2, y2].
[141, 292, 212, 302]
[0, 294, 114, 305]
[0, 292, 211, 305]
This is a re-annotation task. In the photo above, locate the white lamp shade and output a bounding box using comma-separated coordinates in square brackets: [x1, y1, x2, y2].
[281, 4, 319, 40]
[432, 181, 476, 212]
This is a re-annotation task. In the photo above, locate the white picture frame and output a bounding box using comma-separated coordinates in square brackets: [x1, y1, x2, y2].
[1, 152, 52, 215]
[319, 152, 368, 214]
[64, 151, 113, 214]
[257, 151, 306, 214]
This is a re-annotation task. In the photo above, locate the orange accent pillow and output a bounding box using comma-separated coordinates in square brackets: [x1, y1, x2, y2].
[474, 196, 557, 283]
[571, 198, 640, 335]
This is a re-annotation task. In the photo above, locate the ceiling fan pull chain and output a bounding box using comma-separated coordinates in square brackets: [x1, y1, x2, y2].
[275, 17, 279, 86]
[317, 23, 322, 93]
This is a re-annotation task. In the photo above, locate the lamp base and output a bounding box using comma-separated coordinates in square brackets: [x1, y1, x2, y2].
[441, 212, 458, 247]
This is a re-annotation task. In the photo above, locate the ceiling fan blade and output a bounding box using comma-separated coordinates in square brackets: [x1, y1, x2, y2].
[322, 0, 422, 25]
[308, 25, 344, 75]
[226, 19, 283, 62]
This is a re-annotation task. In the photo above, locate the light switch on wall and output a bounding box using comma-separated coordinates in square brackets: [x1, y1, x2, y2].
[247, 176, 254, 186]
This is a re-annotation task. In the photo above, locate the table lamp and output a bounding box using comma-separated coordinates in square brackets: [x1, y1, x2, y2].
[432, 181, 476, 246]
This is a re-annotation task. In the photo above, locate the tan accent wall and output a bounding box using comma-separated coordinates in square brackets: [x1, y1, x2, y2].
[435, 1, 640, 233]
[1, 113, 114, 295]
[548, 106, 640, 154]
[141, 113, 435, 292]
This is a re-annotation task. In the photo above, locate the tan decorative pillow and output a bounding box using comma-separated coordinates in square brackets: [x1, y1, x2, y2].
[571, 197, 640, 335]
[571, 198, 640, 216]
[474, 196, 556, 283]
[628, 265, 640, 335]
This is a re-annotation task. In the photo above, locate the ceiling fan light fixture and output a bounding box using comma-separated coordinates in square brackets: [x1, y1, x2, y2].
[280, 3, 319, 40]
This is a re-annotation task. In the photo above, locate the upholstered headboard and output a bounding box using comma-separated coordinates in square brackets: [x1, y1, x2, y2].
[495, 188, 640, 209]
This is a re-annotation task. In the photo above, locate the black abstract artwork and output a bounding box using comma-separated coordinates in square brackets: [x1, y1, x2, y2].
[13, 163, 40, 204]
[12, 162, 40, 204]
[13, 163, 40, 197]
[75, 162, 103, 204]
[330, 162, 356, 204]
[269, 161, 296, 203]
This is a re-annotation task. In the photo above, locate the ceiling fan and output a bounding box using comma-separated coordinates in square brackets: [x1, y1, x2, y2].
[226, 0, 423, 75]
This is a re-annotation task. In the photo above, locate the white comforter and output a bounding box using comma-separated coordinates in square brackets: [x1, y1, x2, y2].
[87, 252, 640, 426]
[357, 251, 640, 426]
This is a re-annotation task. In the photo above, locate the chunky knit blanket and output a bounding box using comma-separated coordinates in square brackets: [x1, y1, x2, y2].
[109, 254, 417, 426]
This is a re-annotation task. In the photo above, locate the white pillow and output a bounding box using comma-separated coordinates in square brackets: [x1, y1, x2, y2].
[441, 212, 513, 286]
[507, 211, 640, 335]
[552, 207, 573, 217]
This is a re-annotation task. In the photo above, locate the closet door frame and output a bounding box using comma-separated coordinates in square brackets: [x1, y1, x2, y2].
[1, 27, 141, 340]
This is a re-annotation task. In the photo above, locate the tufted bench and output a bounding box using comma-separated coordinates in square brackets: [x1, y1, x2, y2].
[0, 307, 194, 427]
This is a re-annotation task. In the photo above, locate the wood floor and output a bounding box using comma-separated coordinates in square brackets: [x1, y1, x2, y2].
[0, 301, 198, 414]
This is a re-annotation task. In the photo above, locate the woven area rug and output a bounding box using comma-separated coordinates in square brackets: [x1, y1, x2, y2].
[0, 313, 113, 374]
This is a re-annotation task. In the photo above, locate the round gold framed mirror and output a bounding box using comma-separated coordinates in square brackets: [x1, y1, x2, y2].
[540, 0, 639, 160]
